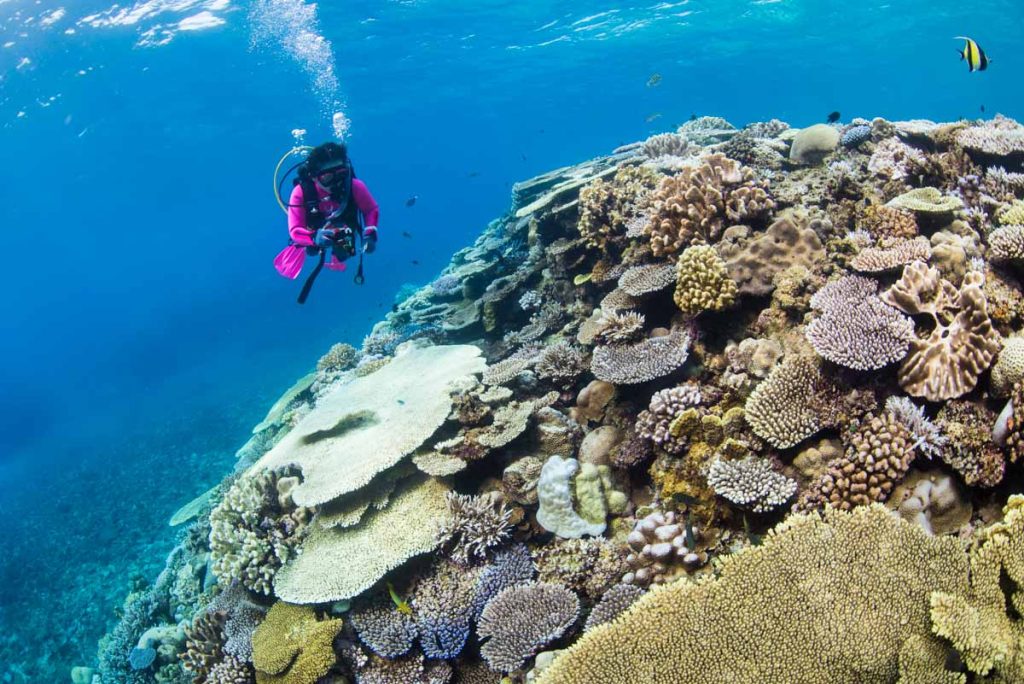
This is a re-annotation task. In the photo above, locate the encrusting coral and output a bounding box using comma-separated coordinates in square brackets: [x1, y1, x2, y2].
[251, 602, 342, 684]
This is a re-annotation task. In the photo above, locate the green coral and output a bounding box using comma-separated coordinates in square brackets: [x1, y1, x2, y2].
[673, 245, 738, 314]
[252, 602, 343, 684]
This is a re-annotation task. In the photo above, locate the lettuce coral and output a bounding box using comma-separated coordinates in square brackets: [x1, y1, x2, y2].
[251, 602, 341, 684]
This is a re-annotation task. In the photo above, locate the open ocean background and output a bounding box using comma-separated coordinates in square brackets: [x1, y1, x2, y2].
[1, 0, 1022, 680]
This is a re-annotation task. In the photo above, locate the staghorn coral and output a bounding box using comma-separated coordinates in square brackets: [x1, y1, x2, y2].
[316, 342, 359, 373]
[706, 457, 797, 513]
[805, 275, 914, 370]
[535, 342, 586, 382]
[590, 330, 691, 385]
[744, 355, 829, 449]
[640, 132, 693, 159]
[860, 204, 918, 240]
[928, 496, 1024, 682]
[886, 267, 1002, 401]
[582, 584, 645, 632]
[885, 396, 947, 459]
[617, 263, 676, 296]
[673, 245, 737, 314]
[643, 154, 773, 256]
[591, 309, 645, 345]
[437, 491, 514, 565]
[251, 602, 342, 684]
[798, 412, 915, 512]
[988, 224, 1024, 263]
[536, 505, 970, 684]
[350, 594, 418, 659]
[478, 583, 580, 673]
[850, 237, 932, 272]
[209, 469, 310, 595]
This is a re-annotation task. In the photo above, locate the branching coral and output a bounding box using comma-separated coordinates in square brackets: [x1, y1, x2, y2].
[316, 342, 359, 373]
[640, 132, 694, 159]
[590, 330, 691, 385]
[436, 492, 514, 565]
[577, 165, 660, 253]
[591, 310, 645, 344]
[350, 595, 418, 659]
[988, 225, 1024, 263]
[181, 611, 253, 684]
[797, 412, 915, 511]
[860, 204, 919, 240]
[209, 468, 310, 595]
[643, 154, 773, 256]
[885, 396, 947, 459]
[410, 559, 481, 660]
[536, 505, 970, 684]
[805, 275, 915, 370]
[935, 400, 1006, 487]
[929, 495, 1024, 681]
[744, 355, 830, 449]
[707, 457, 797, 513]
[535, 342, 586, 382]
[851, 237, 932, 272]
[673, 245, 738, 314]
[478, 583, 580, 673]
[634, 384, 702, 454]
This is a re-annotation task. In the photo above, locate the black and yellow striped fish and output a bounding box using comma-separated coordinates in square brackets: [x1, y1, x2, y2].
[955, 36, 989, 72]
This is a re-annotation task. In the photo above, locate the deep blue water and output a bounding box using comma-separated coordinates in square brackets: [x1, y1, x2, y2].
[1, 0, 1022, 679]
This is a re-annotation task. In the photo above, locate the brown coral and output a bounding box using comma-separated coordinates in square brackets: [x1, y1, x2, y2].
[643, 154, 773, 256]
[718, 212, 825, 296]
[797, 413, 915, 512]
[744, 355, 829, 449]
[577, 165, 660, 253]
[860, 204, 919, 240]
[850, 237, 932, 273]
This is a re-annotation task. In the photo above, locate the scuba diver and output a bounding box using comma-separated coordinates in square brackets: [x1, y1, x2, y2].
[274, 142, 380, 303]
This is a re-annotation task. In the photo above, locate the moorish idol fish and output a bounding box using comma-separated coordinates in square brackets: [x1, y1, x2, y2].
[955, 36, 989, 72]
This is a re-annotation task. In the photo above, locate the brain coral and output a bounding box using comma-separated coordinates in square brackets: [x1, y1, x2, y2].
[642, 153, 773, 256]
[252, 602, 342, 684]
[673, 245, 738, 314]
[789, 123, 840, 165]
[535, 505, 970, 684]
[272, 476, 451, 603]
[253, 344, 484, 508]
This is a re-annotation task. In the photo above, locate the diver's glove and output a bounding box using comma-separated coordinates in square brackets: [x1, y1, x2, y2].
[363, 226, 378, 253]
[314, 228, 338, 248]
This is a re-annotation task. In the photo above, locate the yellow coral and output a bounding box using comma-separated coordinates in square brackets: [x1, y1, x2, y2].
[929, 495, 1024, 682]
[253, 602, 343, 684]
[536, 505, 970, 684]
[997, 200, 1024, 226]
[673, 245, 738, 314]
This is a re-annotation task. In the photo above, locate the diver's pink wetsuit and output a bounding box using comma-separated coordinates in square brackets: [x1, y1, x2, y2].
[274, 178, 380, 279]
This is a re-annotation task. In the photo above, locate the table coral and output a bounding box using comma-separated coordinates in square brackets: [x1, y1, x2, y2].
[929, 495, 1024, 682]
[851, 236, 932, 272]
[478, 583, 580, 673]
[535, 505, 970, 684]
[744, 355, 827, 449]
[886, 187, 964, 214]
[590, 330, 691, 385]
[617, 263, 676, 296]
[673, 245, 737, 314]
[350, 594, 417, 659]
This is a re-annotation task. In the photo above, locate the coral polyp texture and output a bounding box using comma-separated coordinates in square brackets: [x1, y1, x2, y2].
[98, 114, 1024, 684]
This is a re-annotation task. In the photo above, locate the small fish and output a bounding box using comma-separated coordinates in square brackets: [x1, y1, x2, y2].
[387, 582, 412, 615]
[397, 399, 405, 405]
[689, 113, 697, 121]
[955, 36, 989, 72]
[646, 72, 662, 87]
[411, 259, 420, 265]
[405, 195, 418, 207]
[391, 303, 399, 313]
[981, 104, 986, 113]
[645, 112, 662, 123]
[401, 230, 413, 238]
[467, 170, 481, 177]
[521, 152, 527, 161]
[826, 111, 841, 124]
